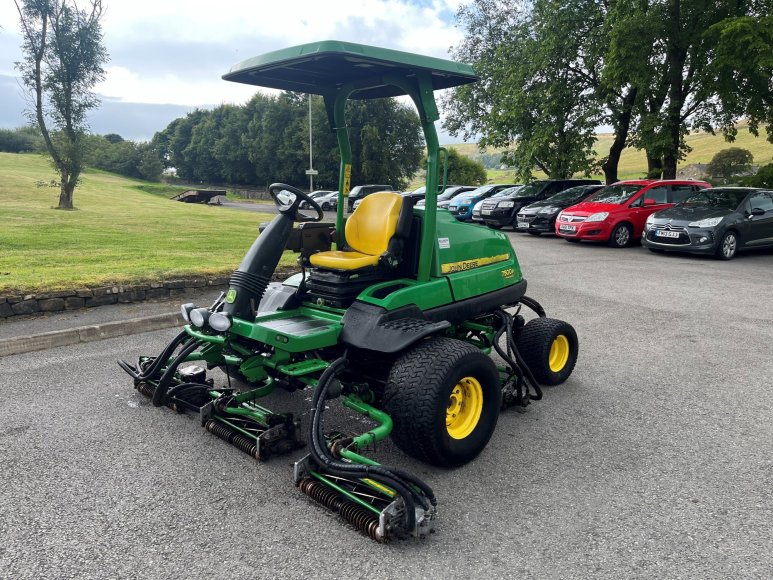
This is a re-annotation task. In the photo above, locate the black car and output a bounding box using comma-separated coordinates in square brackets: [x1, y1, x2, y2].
[481, 179, 601, 229]
[515, 184, 604, 235]
[642, 187, 773, 259]
[347, 184, 395, 211]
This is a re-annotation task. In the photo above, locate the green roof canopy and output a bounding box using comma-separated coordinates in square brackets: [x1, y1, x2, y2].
[222, 40, 477, 99]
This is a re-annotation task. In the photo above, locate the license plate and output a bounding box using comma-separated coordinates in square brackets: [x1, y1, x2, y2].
[656, 230, 680, 238]
[517, 219, 528, 227]
[482, 209, 492, 215]
[449, 206, 457, 211]
[559, 224, 576, 233]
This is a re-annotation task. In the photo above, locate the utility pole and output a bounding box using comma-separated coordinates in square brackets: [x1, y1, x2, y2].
[306, 94, 316, 192]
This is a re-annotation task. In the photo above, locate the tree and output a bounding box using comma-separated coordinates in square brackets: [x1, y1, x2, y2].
[421, 148, 487, 186]
[445, 0, 602, 181]
[740, 163, 773, 188]
[706, 147, 754, 178]
[14, 0, 107, 209]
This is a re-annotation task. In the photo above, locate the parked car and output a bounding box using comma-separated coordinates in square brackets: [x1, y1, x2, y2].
[515, 184, 604, 235]
[642, 187, 773, 259]
[482, 179, 599, 229]
[472, 188, 518, 223]
[300, 190, 336, 210]
[555, 179, 711, 248]
[449, 184, 519, 221]
[347, 184, 394, 211]
[419, 185, 477, 208]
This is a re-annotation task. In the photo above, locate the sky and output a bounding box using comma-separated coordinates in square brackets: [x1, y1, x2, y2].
[0, 0, 468, 141]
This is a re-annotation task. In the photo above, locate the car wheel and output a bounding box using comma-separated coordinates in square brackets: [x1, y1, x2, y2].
[321, 202, 330, 211]
[716, 231, 738, 260]
[608, 223, 632, 248]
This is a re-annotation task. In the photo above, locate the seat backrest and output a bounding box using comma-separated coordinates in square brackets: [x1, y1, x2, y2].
[345, 192, 403, 256]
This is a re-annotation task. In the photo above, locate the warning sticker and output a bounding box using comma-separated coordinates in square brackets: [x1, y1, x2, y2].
[342, 164, 352, 196]
[438, 237, 450, 249]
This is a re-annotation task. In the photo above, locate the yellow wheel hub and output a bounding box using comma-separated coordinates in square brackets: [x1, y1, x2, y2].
[446, 377, 483, 440]
[549, 335, 570, 372]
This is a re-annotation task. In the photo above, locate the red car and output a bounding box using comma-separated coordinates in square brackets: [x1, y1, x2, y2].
[555, 179, 712, 247]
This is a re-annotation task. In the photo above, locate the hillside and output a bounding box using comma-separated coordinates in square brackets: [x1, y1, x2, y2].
[448, 123, 773, 181]
[0, 153, 288, 294]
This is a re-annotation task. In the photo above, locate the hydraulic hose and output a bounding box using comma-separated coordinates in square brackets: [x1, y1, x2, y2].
[119, 331, 189, 381]
[310, 359, 434, 508]
[495, 309, 543, 401]
[151, 339, 202, 407]
[308, 358, 435, 530]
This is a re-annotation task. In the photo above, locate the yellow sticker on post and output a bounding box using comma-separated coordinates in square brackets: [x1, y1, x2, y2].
[342, 163, 352, 196]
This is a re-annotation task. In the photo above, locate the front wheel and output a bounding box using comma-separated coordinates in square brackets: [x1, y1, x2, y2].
[608, 223, 632, 248]
[321, 202, 330, 211]
[716, 231, 738, 260]
[516, 318, 579, 385]
[384, 337, 501, 468]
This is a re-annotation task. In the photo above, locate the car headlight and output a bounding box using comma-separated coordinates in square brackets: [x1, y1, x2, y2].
[688, 217, 723, 228]
[189, 308, 210, 328]
[557, 211, 565, 220]
[646, 214, 656, 225]
[208, 312, 232, 332]
[498, 201, 515, 208]
[539, 206, 558, 214]
[586, 212, 609, 222]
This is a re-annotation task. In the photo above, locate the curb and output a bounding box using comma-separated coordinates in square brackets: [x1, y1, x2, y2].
[0, 312, 184, 358]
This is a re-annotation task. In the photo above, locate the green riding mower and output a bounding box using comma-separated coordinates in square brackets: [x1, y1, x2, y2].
[119, 41, 579, 543]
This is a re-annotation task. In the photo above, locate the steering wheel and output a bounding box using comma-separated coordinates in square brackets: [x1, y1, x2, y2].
[268, 183, 323, 222]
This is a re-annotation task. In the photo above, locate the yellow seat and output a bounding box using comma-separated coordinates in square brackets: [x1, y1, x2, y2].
[310, 192, 403, 271]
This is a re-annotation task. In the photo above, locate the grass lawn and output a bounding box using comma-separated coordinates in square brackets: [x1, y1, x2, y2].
[0, 153, 296, 294]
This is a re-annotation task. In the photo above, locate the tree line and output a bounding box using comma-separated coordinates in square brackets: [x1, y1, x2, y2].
[444, 0, 772, 183]
[151, 93, 424, 191]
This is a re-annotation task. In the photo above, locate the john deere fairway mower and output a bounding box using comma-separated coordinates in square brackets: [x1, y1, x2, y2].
[119, 41, 579, 542]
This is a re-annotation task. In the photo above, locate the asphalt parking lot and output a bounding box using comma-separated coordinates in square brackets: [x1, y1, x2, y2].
[1, 231, 771, 579]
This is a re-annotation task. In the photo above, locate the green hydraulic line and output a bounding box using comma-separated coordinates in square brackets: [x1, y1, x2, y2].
[342, 395, 393, 448]
[338, 448, 379, 466]
[183, 326, 225, 344]
[309, 471, 382, 516]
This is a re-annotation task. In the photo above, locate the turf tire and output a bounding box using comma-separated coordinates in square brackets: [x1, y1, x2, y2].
[383, 337, 501, 468]
[516, 318, 578, 385]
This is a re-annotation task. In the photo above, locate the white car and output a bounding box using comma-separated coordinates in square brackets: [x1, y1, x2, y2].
[471, 199, 486, 222]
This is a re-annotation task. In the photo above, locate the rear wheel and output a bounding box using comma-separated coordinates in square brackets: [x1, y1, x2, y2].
[608, 223, 632, 248]
[516, 318, 578, 385]
[384, 337, 501, 467]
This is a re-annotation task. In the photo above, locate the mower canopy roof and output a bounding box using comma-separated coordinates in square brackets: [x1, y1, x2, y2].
[222, 40, 478, 99]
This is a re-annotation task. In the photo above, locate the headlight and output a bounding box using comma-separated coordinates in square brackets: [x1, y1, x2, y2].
[646, 214, 655, 225]
[189, 308, 210, 328]
[539, 206, 558, 214]
[688, 217, 723, 228]
[586, 212, 609, 222]
[557, 211, 565, 220]
[209, 312, 232, 332]
[498, 201, 515, 208]
[180, 303, 195, 322]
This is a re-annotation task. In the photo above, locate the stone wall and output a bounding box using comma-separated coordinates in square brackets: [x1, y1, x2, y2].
[0, 277, 230, 320]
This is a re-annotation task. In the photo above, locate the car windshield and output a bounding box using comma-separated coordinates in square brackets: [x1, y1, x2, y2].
[457, 185, 495, 199]
[545, 186, 595, 203]
[680, 190, 747, 210]
[587, 184, 643, 204]
[509, 182, 547, 198]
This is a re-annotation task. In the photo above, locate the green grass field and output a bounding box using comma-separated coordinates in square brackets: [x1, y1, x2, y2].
[448, 123, 773, 183]
[0, 153, 295, 294]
